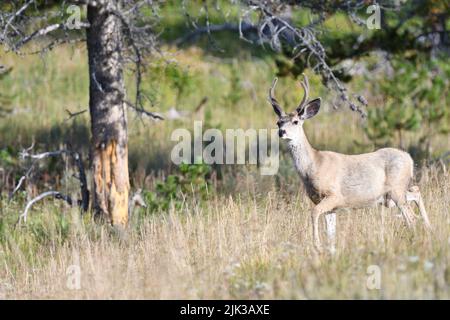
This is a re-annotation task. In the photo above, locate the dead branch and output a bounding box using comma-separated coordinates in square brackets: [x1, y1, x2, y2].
[25, 37, 86, 56]
[194, 97, 208, 113]
[20, 149, 69, 161]
[13, 146, 89, 212]
[16, 191, 73, 226]
[65, 108, 87, 122]
[125, 100, 165, 121]
[1, 0, 163, 124]
[246, 1, 367, 117]
[0, 0, 89, 53]
[1, 0, 34, 41]
[9, 175, 27, 200]
[72, 151, 89, 212]
[12, 21, 89, 52]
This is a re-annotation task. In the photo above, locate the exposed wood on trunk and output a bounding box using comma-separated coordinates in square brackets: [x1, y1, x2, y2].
[92, 140, 129, 226]
[86, 2, 129, 226]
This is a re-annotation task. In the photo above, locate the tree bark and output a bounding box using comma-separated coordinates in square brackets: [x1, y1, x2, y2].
[86, 3, 129, 226]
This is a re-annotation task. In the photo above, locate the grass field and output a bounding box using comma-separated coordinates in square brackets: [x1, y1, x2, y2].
[1, 35, 449, 299]
[1, 164, 449, 299]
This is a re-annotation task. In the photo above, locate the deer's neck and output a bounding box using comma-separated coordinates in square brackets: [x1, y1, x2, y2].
[288, 126, 317, 179]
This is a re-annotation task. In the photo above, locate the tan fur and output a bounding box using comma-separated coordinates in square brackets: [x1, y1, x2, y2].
[269, 77, 431, 251]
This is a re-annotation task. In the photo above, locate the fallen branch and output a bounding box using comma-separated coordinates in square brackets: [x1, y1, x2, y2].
[9, 175, 27, 200]
[13, 146, 89, 213]
[9, 143, 37, 200]
[20, 149, 70, 160]
[16, 191, 72, 226]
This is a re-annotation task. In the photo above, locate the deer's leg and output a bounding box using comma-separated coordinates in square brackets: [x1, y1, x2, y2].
[407, 186, 432, 230]
[391, 190, 416, 229]
[311, 198, 338, 252]
[380, 204, 385, 244]
[399, 204, 416, 228]
[311, 209, 321, 251]
[325, 212, 337, 254]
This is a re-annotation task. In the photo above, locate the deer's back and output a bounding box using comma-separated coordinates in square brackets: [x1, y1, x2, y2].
[309, 147, 414, 208]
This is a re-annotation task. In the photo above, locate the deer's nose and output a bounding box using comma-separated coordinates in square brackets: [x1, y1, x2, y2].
[279, 129, 286, 137]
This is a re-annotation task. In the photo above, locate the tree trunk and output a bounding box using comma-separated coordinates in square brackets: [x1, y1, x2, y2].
[86, 3, 129, 226]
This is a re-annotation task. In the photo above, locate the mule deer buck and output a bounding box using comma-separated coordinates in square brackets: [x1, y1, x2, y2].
[268, 75, 431, 252]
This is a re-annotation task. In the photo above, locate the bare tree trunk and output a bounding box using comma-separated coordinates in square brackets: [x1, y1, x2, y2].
[86, 3, 129, 226]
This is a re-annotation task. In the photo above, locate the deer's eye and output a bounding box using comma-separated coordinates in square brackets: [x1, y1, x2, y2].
[293, 120, 299, 125]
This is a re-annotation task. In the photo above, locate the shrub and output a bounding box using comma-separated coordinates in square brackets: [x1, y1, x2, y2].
[143, 163, 213, 213]
[365, 57, 449, 160]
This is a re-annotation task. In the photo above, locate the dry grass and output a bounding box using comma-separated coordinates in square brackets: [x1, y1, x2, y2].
[1, 38, 449, 299]
[1, 165, 449, 299]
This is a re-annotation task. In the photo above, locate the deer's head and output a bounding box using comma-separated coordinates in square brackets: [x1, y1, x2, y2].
[269, 74, 321, 141]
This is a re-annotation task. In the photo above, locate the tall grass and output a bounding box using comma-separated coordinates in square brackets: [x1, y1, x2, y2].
[0, 166, 448, 299]
[0, 40, 449, 298]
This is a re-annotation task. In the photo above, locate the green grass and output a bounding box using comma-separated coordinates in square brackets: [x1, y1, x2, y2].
[0, 3, 449, 298]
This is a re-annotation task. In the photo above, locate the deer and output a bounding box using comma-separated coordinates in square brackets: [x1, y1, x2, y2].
[268, 74, 431, 252]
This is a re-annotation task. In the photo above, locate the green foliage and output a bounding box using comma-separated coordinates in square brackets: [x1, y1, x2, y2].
[143, 163, 213, 213]
[0, 147, 15, 168]
[274, 54, 306, 78]
[365, 57, 450, 153]
[27, 212, 71, 246]
[162, 63, 194, 105]
[143, 59, 199, 109]
[223, 60, 244, 108]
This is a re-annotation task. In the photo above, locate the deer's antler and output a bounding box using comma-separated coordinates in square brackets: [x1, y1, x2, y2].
[296, 73, 310, 113]
[268, 77, 284, 117]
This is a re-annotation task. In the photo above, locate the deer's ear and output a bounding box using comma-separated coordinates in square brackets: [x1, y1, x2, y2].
[299, 98, 321, 120]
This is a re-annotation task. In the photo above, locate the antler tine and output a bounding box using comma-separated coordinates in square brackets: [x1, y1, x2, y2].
[268, 77, 284, 117]
[297, 73, 310, 112]
[303, 73, 310, 91]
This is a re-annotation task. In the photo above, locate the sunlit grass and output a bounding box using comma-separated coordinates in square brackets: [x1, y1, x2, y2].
[0, 166, 448, 299]
[0, 30, 449, 299]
